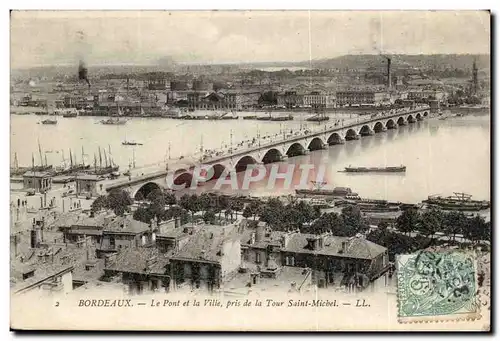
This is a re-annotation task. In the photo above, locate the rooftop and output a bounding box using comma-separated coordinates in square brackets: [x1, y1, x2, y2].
[283, 233, 387, 260]
[23, 171, 52, 177]
[103, 215, 151, 235]
[170, 224, 240, 264]
[105, 247, 169, 275]
[223, 266, 313, 295]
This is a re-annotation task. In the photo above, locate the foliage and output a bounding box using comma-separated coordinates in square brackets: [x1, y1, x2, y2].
[203, 210, 217, 224]
[90, 190, 133, 216]
[396, 208, 420, 236]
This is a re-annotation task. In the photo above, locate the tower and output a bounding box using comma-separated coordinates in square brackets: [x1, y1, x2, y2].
[472, 58, 478, 95]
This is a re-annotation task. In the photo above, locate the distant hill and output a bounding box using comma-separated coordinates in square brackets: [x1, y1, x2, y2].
[295, 54, 490, 71]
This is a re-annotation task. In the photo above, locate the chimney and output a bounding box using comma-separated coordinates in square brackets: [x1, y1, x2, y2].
[281, 234, 289, 248]
[341, 240, 348, 254]
[250, 232, 256, 245]
[387, 58, 392, 89]
[31, 226, 40, 249]
[255, 222, 265, 243]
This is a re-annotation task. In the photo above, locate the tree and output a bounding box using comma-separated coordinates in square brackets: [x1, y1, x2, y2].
[341, 205, 365, 235]
[309, 212, 345, 235]
[133, 205, 154, 224]
[242, 201, 261, 221]
[91, 195, 107, 213]
[92, 190, 133, 216]
[164, 191, 177, 206]
[229, 199, 244, 217]
[418, 208, 443, 239]
[135, 191, 145, 202]
[198, 193, 213, 214]
[203, 210, 216, 224]
[259, 198, 284, 229]
[442, 211, 468, 242]
[463, 215, 490, 245]
[179, 194, 200, 224]
[396, 208, 420, 236]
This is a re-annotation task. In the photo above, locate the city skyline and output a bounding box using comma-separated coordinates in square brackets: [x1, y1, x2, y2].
[11, 10, 490, 69]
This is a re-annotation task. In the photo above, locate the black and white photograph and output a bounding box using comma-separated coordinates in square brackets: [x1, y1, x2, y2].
[9, 10, 491, 331]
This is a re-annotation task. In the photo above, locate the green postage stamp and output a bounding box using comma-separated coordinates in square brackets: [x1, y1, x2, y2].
[397, 250, 481, 323]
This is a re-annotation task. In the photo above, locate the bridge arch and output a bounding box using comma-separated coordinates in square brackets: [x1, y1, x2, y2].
[397, 117, 406, 125]
[209, 163, 227, 180]
[386, 119, 397, 129]
[407, 115, 415, 123]
[416, 113, 422, 121]
[133, 182, 162, 201]
[358, 125, 373, 136]
[345, 128, 359, 141]
[307, 137, 326, 151]
[235, 155, 258, 172]
[423, 111, 429, 117]
[262, 148, 283, 164]
[173, 172, 193, 188]
[373, 121, 385, 133]
[327, 132, 344, 145]
[286, 142, 306, 157]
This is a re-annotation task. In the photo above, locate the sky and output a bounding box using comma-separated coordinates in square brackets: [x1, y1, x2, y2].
[10, 10, 491, 68]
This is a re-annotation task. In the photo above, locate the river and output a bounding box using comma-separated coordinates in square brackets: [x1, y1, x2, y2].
[10, 110, 490, 203]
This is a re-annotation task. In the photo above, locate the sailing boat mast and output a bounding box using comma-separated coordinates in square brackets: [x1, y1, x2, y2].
[69, 149, 73, 168]
[93, 153, 97, 172]
[98, 147, 102, 168]
[81, 146, 85, 166]
[132, 148, 136, 168]
[108, 144, 114, 166]
[61, 149, 66, 168]
[38, 140, 43, 167]
[44, 154, 48, 167]
[14, 152, 19, 170]
[103, 149, 108, 168]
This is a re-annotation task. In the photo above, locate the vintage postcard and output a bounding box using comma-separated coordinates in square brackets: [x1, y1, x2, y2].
[9, 10, 491, 331]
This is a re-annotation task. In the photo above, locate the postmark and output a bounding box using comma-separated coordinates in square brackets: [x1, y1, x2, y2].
[397, 251, 481, 323]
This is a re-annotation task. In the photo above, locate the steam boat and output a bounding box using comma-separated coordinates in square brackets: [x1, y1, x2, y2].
[422, 192, 490, 211]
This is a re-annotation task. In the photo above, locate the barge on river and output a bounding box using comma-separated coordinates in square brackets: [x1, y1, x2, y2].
[343, 165, 406, 173]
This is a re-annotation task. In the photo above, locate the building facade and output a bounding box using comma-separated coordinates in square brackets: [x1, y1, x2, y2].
[336, 90, 389, 106]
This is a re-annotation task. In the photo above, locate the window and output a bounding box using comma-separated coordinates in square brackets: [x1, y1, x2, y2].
[109, 237, 115, 248]
[286, 256, 295, 266]
[256, 252, 261, 263]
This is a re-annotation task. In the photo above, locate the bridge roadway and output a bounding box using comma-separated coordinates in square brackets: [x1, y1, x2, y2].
[104, 106, 432, 197]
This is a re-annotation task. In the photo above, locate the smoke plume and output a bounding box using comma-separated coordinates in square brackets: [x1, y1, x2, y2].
[78, 59, 91, 88]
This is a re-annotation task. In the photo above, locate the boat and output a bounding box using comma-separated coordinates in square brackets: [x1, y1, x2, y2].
[101, 105, 127, 125]
[41, 119, 58, 125]
[60, 109, 78, 118]
[122, 140, 143, 146]
[39, 106, 58, 124]
[243, 116, 257, 120]
[422, 192, 490, 211]
[87, 145, 120, 175]
[270, 114, 293, 121]
[343, 165, 406, 173]
[256, 112, 272, 121]
[101, 117, 127, 125]
[295, 182, 354, 198]
[123, 170, 131, 176]
[306, 115, 330, 122]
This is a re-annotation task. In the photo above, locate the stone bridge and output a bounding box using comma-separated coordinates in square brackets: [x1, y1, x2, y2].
[105, 107, 430, 199]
